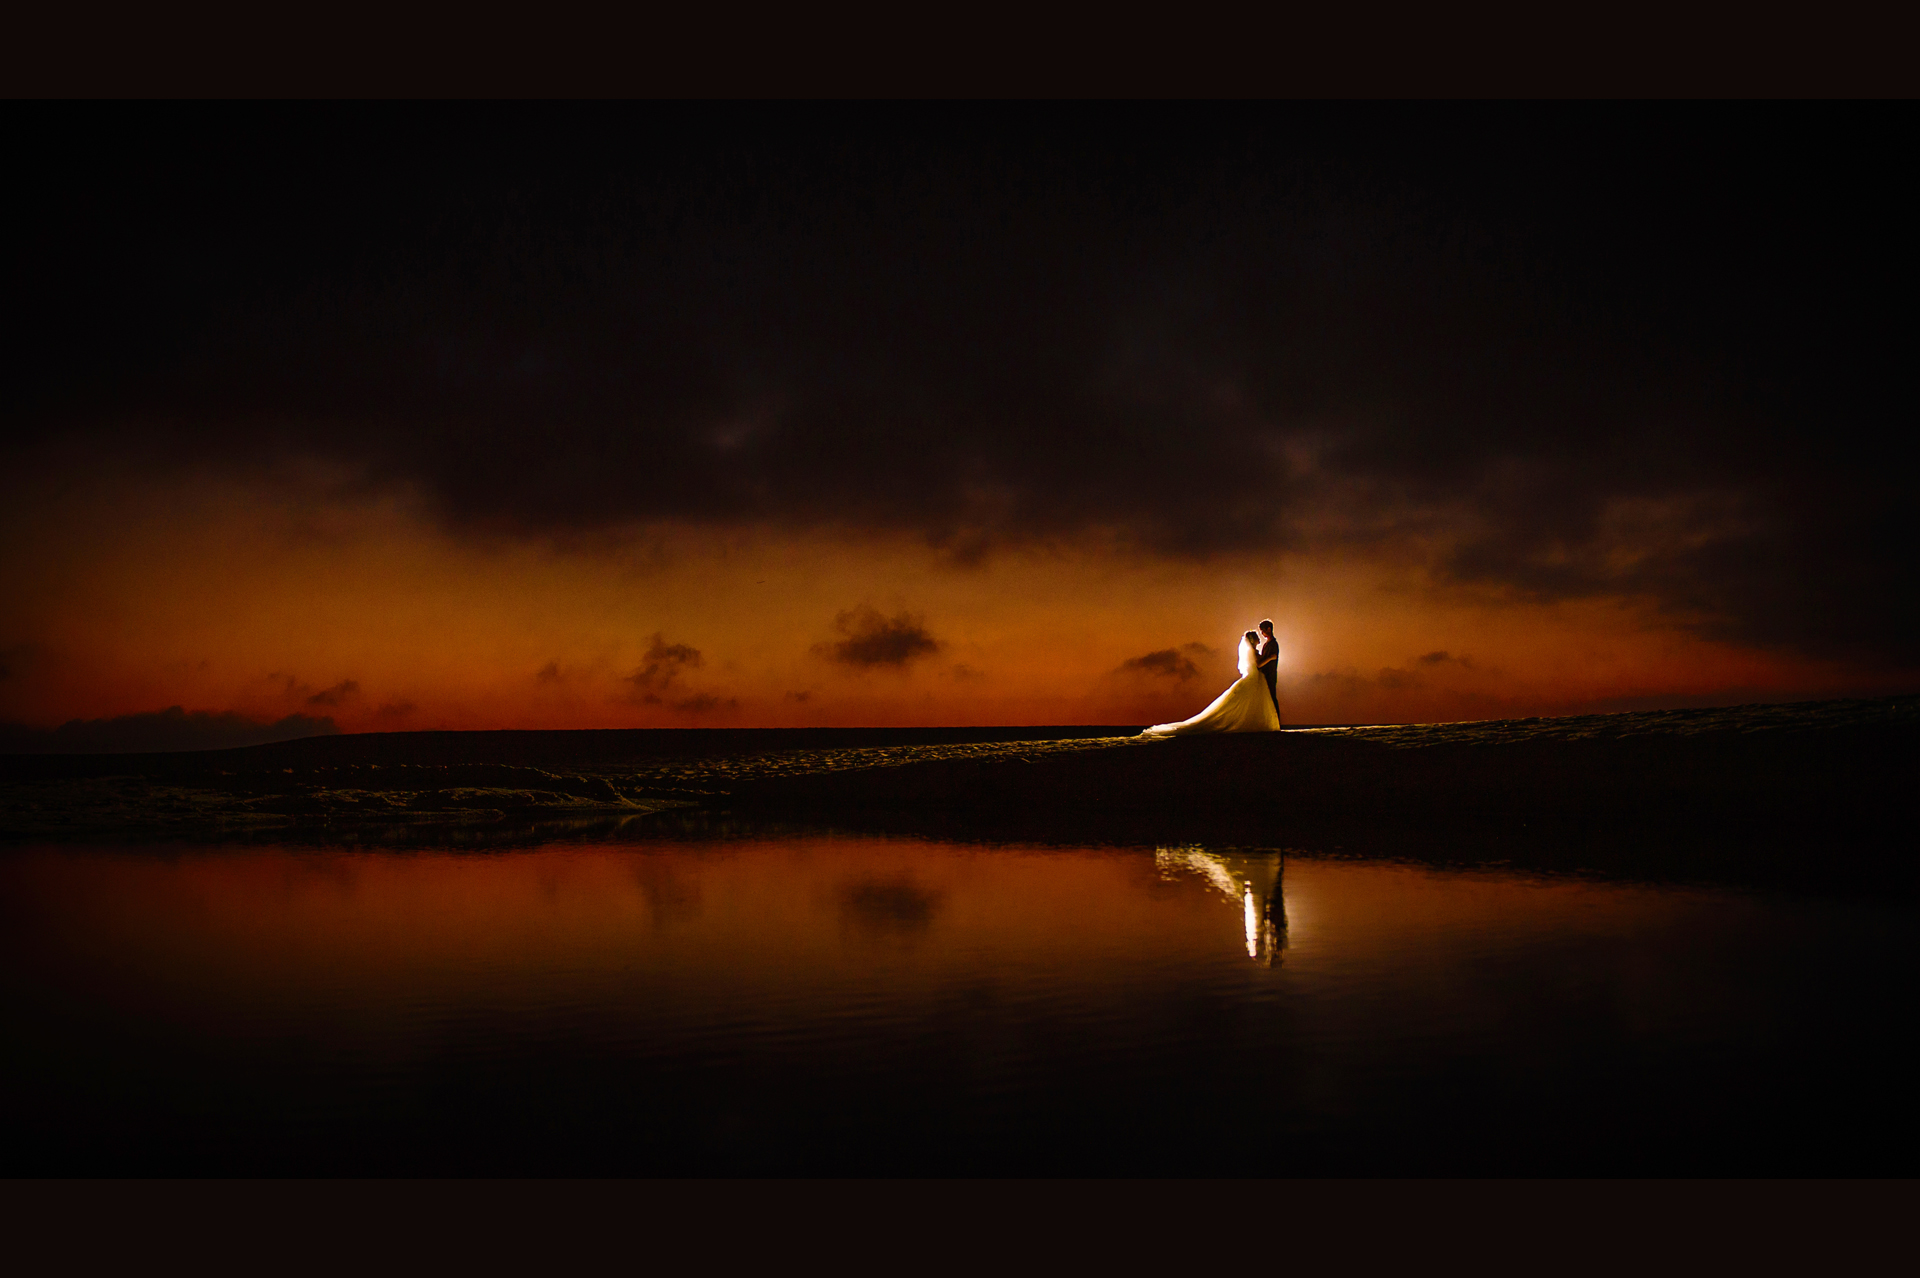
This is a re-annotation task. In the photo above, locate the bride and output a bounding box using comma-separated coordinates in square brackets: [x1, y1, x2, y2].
[1140, 631, 1281, 737]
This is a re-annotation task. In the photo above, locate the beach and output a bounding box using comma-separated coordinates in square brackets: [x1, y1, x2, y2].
[5, 695, 1917, 1174]
[3, 696, 1912, 893]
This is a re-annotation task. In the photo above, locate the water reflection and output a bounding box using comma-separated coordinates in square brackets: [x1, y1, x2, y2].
[1156, 846, 1287, 963]
[840, 877, 945, 943]
[2, 833, 1914, 1175]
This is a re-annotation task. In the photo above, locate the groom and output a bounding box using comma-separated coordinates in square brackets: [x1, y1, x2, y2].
[1256, 620, 1281, 724]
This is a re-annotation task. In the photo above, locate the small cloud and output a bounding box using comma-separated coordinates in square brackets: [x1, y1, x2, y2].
[625, 633, 703, 701]
[1118, 641, 1214, 681]
[950, 664, 986, 682]
[1123, 650, 1195, 680]
[373, 700, 416, 721]
[672, 694, 737, 715]
[815, 606, 942, 669]
[927, 529, 996, 569]
[785, 690, 812, 703]
[1307, 652, 1481, 697]
[0, 707, 338, 754]
[535, 661, 564, 684]
[267, 672, 313, 700]
[306, 679, 360, 707]
[1304, 668, 1371, 695]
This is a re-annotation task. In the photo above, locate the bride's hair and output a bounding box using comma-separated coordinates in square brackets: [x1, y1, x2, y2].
[1243, 630, 1259, 645]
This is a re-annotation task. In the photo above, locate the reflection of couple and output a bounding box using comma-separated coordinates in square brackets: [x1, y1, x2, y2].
[1155, 847, 1287, 964]
[1141, 619, 1281, 738]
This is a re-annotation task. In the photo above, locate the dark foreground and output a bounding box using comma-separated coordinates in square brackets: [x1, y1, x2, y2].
[3, 697, 1914, 893]
[4, 834, 1915, 1175]
[3, 697, 1917, 1175]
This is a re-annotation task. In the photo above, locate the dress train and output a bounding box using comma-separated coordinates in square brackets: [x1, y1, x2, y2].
[1140, 637, 1280, 737]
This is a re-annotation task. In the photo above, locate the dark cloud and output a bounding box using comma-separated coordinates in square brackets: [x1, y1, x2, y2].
[7, 105, 1914, 666]
[1301, 668, 1426, 703]
[0, 707, 337, 754]
[373, 700, 416, 720]
[670, 694, 737, 715]
[624, 634, 703, 702]
[1302, 669, 1370, 696]
[305, 679, 359, 707]
[817, 607, 942, 669]
[535, 662, 564, 684]
[1307, 653, 1486, 697]
[1119, 642, 1215, 682]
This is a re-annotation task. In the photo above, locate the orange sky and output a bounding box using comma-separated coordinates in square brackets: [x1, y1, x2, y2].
[0, 465, 1884, 733]
[6, 113, 1913, 740]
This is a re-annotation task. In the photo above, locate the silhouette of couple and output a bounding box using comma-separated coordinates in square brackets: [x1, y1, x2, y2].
[1140, 620, 1282, 738]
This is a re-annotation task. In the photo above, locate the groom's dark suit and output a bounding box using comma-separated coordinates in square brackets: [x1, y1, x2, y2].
[1257, 635, 1280, 722]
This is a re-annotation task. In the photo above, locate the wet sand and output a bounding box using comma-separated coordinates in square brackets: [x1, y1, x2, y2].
[732, 701, 1918, 891]
[0, 726, 1140, 841]
[3, 697, 1913, 892]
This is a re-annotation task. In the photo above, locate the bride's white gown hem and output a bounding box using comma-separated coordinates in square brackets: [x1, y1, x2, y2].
[1139, 637, 1280, 737]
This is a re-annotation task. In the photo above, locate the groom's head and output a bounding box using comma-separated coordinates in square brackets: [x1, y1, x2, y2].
[1259, 620, 1274, 636]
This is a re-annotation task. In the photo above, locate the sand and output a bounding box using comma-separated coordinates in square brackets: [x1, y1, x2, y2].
[2, 697, 1912, 892]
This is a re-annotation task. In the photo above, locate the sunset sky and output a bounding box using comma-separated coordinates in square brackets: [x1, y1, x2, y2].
[4, 105, 1913, 746]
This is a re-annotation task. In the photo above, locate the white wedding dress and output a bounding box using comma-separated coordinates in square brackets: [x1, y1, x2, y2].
[1140, 637, 1281, 737]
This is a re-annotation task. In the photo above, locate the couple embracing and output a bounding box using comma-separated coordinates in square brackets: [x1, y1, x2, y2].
[1140, 620, 1282, 738]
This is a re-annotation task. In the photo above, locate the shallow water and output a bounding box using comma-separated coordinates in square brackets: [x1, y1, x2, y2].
[2, 831, 1913, 1174]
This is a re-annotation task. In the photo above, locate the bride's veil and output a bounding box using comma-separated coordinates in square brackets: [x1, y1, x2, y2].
[1236, 635, 1255, 679]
